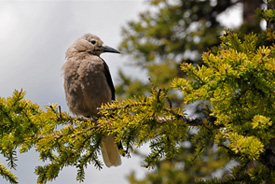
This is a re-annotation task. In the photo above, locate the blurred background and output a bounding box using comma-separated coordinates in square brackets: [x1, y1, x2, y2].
[0, 0, 264, 183]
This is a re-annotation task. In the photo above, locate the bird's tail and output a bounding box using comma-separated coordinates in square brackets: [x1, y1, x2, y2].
[101, 134, 121, 167]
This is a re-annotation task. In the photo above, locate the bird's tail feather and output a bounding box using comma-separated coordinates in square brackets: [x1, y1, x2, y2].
[101, 134, 121, 167]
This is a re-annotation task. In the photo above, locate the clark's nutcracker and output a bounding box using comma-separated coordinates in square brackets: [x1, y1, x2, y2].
[63, 33, 121, 167]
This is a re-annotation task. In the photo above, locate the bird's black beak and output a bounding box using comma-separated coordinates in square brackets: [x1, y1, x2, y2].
[99, 45, 120, 54]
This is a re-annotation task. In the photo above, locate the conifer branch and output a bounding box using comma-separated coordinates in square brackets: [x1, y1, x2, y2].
[97, 103, 147, 111]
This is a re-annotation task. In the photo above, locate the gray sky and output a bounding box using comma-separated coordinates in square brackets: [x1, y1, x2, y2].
[0, 1, 243, 184]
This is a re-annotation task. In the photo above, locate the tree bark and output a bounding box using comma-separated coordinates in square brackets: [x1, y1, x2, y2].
[241, 0, 262, 32]
[242, 0, 262, 23]
[267, 0, 275, 30]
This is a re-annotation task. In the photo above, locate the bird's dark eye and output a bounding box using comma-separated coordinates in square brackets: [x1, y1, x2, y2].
[91, 40, 97, 45]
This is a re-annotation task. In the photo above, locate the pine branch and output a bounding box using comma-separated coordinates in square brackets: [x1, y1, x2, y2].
[98, 103, 206, 127]
[0, 163, 18, 184]
[97, 103, 147, 111]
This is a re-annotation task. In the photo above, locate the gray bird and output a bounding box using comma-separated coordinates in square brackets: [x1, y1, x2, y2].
[63, 33, 121, 167]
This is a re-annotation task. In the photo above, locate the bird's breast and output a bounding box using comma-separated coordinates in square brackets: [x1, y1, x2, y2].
[63, 56, 112, 117]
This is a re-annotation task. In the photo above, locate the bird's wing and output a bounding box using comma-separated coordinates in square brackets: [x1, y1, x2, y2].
[102, 59, 115, 100]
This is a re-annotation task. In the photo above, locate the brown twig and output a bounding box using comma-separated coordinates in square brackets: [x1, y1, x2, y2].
[148, 78, 156, 90]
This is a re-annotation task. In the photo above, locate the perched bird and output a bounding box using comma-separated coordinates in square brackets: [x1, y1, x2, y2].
[63, 33, 121, 167]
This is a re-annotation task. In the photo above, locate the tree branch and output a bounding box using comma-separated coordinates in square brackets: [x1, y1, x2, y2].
[97, 103, 147, 111]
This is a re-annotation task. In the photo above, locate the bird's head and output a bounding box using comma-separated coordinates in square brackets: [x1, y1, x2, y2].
[66, 33, 120, 57]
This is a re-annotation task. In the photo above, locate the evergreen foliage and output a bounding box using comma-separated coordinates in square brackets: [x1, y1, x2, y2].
[117, 0, 261, 107]
[173, 30, 275, 183]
